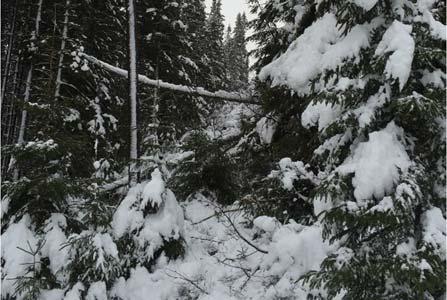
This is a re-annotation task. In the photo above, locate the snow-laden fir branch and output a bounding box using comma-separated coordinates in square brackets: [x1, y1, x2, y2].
[80, 53, 260, 105]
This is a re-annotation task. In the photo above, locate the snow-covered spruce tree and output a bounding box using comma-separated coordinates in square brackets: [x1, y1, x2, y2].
[1, 1, 128, 298]
[205, 0, 226, 90]
[228, 0, 318, 223]
[257, 0, 446, 298]
[1, 1, 90, 298]
[72, 0, 128, 176]
[226, 13, 249, 91]
[181, 0, 211, 87]
[135, 0, 207, 152]
[248, 0, 309, 73]
[223, 25, 234, 86]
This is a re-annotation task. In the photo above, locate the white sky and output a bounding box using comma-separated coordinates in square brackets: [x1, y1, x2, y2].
[204, 0, 251, 28]
[204, 0, 257, 70]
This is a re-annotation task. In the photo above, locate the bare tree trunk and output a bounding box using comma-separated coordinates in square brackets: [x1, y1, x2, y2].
[1, 58, 23, 179]
[1, 0, 18, 104]
[148, 42, 160, 149]
[54, 0, 70, 100]
[4, 58, 21, 143]
[128, 0, 138, 160]
[13, 0, 43, 180]
[127, 0, 139, 184]
[16, 0, 43, 145]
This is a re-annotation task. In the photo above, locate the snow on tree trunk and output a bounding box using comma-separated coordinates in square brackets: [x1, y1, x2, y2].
[16, 69, 32, 146]
[54, 0, 70, 100]
[78, 53, 258, 104]
[127, 0, 138, 161]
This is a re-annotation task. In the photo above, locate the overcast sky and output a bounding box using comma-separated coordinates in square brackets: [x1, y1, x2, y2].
[204, 0, 256, 69]
[204, 0, 251, 28]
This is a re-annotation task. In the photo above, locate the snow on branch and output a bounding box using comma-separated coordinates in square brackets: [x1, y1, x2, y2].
[80, 54, 260, 105]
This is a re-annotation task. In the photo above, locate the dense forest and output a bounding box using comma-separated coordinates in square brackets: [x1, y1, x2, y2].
[1, 0, 446, 299]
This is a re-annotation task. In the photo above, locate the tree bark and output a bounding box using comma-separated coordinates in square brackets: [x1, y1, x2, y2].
[127, 0, 138, 161]
[54, 0, 70, 100]
[1, 0, 18, 104]
[13, 0, 43, 180]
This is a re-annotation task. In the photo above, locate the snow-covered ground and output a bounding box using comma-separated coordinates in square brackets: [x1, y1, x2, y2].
[107, 194, 339, 300]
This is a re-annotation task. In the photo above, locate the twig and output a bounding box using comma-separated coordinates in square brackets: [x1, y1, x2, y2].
[189, 236, 223, 244]
[241, 266, 260, 290]
[100, 176, 129, 191]
[191, 208, 243, 225]
[211, 204, 268, 254]
[165, 269, 208, 295]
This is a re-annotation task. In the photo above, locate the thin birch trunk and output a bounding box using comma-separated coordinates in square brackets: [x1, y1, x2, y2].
[128, 0, 138, 161]
[127, 0, 139, 184]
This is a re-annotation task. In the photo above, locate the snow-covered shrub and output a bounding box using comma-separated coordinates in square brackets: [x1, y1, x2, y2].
[64, 231, 121, 288]
[112, 168, 185, 270]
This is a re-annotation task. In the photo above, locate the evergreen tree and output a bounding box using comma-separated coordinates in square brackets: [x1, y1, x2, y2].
[247, 0, 314, 72]
[3, 0, 444, 298]
[205, 0, 225, 90]
[223, 25, 233, 88]
[227, 13, 249, 91]
[136, 0, 207, 153]
[181, 0, 210, 86]
[232, 0, 318, 223]
[255, 0, 446, 298]
[1, 0, 127, 297]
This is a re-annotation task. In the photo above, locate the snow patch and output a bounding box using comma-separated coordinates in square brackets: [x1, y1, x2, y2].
[375, 21, 415, 90]
[261, 223, 334, 279]
[41, 214, 69, 278]
[111, 267, 176, 300]
[259, 13, 373, 94]
[302, 101, 342, 131]
[1, 215, 39, 297]
[338, 121, 411, 203]
[421, 207, 446, 259]
[253, 216, 279, 232]
[353, 0, 378, 11]
[64, 283, 85, 300]
[141, 168, 165, 209]
[256, 116, 276, 144]
[86, 281, 107, 300]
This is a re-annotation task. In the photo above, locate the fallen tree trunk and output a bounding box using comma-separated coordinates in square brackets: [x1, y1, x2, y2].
[81, 53, 260, 105]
